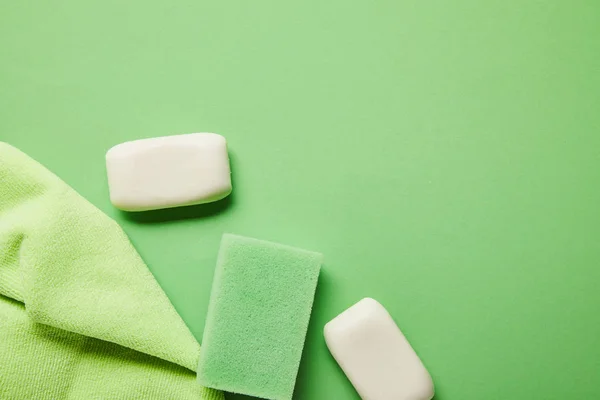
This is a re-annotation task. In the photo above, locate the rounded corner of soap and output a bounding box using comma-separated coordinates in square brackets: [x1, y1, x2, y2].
[109, 196, 138, 212]
[323, 321, 341, 355]
[426, 383, 436, 400]
[221, 182, 233, 197]
[415, 375, 435, 400]
[207, 184, 232, 204]
[192, 132, 227, 145]
[356, 297, 383, 311]
[323, 321, 334, 340]
[105, 144, 120, 159]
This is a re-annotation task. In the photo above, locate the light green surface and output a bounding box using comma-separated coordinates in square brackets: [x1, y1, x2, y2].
[1, 1, 599, 399]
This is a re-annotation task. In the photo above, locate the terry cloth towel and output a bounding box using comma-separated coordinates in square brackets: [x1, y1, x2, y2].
[0, 142, 223, 400]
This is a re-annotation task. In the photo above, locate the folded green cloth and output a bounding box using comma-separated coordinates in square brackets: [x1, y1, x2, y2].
[0, 142, 223, 400]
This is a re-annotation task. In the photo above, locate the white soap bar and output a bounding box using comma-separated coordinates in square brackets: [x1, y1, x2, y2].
[324, 298, 434, 400]
[106, 133, 232, 211]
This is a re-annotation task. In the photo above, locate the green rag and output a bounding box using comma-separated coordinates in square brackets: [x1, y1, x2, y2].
[0, 142, 223, 400]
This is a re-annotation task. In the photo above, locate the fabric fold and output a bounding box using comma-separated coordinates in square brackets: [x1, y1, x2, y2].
[0, 142, 223, 400]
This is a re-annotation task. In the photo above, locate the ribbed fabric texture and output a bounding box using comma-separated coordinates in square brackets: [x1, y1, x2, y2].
[0, 142, 223, 400]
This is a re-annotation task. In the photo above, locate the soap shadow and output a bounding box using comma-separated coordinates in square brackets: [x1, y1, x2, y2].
[119, 152, 237, 223]
[120, 196, 233, 223]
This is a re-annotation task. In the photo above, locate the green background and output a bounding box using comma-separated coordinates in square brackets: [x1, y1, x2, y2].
[2, 1, 599, 399]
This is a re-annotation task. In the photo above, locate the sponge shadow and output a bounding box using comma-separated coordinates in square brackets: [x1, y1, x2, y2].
[225, 394, 258, 400]
[292, 269, 330, 399]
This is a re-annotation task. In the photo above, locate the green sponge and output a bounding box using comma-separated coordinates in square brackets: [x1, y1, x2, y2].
[197, 234, 323, 400]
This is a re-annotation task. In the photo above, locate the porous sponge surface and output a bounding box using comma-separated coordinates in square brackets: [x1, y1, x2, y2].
[197, 234, 323, 400]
